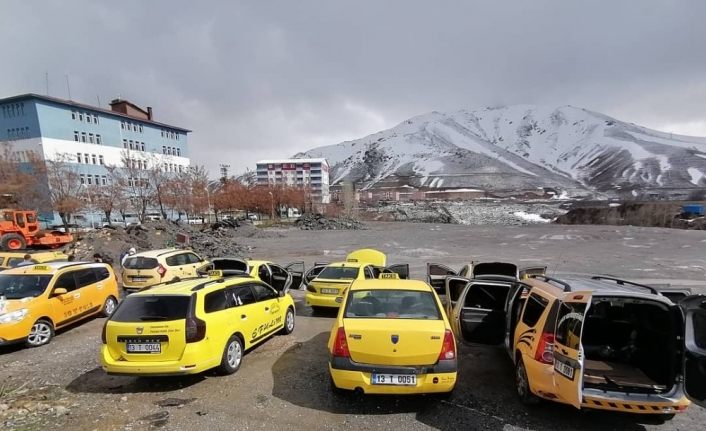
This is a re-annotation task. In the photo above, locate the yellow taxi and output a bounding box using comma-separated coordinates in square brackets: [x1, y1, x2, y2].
[0, 262, 120, 347]
[306, 249, 409, 311]
[328, 273, 457, 395]
[444, 270, 706, 420]
[0, 251, 69, 270]
[122, 248, 209, 292]
[101, 270, 296, 376]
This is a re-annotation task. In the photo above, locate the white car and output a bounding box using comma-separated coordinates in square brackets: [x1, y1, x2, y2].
[187, 217, 204, 225]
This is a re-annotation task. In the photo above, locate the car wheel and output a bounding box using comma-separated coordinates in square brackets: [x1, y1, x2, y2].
[279, 308, 295, 335]
[218, 335, 243, 375]
[101, 296, 118, 317]
[25, 319, 54, 347]
[515, 358, 539, 405]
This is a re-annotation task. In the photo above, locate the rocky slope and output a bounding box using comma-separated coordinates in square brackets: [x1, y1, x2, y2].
[297, 105, 706, 196]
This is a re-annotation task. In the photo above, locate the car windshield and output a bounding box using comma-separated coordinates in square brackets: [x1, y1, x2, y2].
[110, 295, 191, 322]
[344, 289, 441, 320]
[0, 274, 53, 299]
[123, 257, 158, 270]
[317, 266, 359, 280]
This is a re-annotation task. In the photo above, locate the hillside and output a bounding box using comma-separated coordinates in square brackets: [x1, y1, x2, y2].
[296, 105, 706, 197]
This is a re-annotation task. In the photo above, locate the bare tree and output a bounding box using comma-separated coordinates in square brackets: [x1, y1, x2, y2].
[121, 150, 154, 223]
[0, 141, 49, 210]
[45, 153, 85, 230]
[88, 165, 126, 225]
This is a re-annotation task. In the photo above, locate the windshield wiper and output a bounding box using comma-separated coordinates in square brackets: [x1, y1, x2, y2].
[138, 316, 169, 321]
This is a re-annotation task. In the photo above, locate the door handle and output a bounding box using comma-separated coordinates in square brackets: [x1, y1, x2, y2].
[73, 294, 80, 299]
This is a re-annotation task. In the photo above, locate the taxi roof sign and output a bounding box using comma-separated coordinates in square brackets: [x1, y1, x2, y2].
[378, 272, 399, 280]
[32, 265, 52, 271]
[208, 270, 224, 278]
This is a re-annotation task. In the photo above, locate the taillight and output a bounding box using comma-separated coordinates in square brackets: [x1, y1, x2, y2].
[439, 329, 456, 360]
[157, 264, 167, 279]
[185, 316, 206, 343]
[101, 321, 107, 344]
[332, 327, 350, 358]
[535, 332, 555, 364]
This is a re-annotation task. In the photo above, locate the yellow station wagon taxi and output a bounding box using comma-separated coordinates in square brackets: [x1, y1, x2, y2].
[306, 249, 409, 311]
[328, 274, 457, 395]
[122, 248, 209, 291]
[101, 270, 296, 376]
[0, 251, 69, 270]
[443, 270, 706, 420]
[0, 262, 120, 347]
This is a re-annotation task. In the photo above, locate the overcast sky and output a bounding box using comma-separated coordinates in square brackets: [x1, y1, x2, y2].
[2, 1, 706, 176]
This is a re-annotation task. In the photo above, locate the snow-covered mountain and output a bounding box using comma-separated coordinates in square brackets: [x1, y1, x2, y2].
[296, 105, 706, 196]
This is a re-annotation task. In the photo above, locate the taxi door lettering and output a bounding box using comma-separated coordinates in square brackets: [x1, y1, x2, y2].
[251, 315, 282, 341]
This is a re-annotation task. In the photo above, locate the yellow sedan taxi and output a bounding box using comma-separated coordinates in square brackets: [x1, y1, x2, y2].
[0, 251, 69, 270]
[328, 274, 457, 395]
[0, 262, 120, 347]
[100, 270, 296, 376]
[306, 249, 408, 311]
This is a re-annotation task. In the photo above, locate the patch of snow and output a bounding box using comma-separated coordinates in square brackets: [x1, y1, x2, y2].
[551, 190, 570, 200]
[513, 211, 550, 223]
[688, 167, 704, 185]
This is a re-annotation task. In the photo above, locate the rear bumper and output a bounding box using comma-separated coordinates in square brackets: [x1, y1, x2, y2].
[99, 345, 218, 376]
[305, 292, 342, 308]
[582, 389, 691, 414]
[329, 356, 457, 394]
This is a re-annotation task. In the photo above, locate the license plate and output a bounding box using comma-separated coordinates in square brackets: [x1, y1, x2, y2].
[554, 360, 575, 380]
[321, 288, 339, 294]
[371, 373, 416, 386]
[130, 277, 148, 282]
[126, 342, 161, 353]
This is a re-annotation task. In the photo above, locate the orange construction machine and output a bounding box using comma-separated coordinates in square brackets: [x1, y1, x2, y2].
[0, 209, 73, 251]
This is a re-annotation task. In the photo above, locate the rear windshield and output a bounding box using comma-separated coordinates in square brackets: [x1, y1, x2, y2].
[123, 257, 159, 270]
[317, 266, 359, 280]
[0, 274, 53, 299]
[110, 295, 191, 322]
[344, 289, 441, 320]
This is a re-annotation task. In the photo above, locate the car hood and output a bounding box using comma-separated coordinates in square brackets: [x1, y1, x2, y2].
[0, 296, 37, 314]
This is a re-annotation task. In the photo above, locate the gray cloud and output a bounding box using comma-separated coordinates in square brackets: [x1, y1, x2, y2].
[2, 0, 705, 175]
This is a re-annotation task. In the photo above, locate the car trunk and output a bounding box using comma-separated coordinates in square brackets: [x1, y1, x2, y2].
[122, 257, 160, 287]
[581, 296, 681, 394]
[311, 279, 351, 296]
[343, 318, 445, 366]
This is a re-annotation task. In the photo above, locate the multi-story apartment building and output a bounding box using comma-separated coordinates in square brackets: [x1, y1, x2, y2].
[0, 93, 191, 222]
[255, 158, 330, 203]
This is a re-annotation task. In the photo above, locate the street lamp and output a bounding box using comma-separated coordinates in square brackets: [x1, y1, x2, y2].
[268, 191, 274, 220]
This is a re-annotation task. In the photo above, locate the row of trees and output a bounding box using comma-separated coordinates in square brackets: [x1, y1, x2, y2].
[0, 141, 313, 228]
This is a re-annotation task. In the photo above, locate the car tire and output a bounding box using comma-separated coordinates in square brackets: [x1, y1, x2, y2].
[279, 308, 295, 335]
[25, 319, 54, 347]
[101, 296, 118, 317]
[515, 358, 540, 405]
[217, 335, 244, 375]
[1, 233, 26, 251]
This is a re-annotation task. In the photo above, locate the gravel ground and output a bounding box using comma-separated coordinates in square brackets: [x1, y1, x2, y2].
[1, 222, 705, 430]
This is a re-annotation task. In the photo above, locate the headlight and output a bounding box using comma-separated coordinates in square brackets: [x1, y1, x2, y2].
[0, 309, 28, 324]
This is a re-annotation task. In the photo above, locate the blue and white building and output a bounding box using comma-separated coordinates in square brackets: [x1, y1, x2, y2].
[0, 94, 191, 222]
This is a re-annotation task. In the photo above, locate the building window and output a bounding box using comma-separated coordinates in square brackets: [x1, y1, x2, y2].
[139, 124, 143, 133]
[177, 148, 181, 156]
[71, 111, 76, 120]
[140, 142, 145, 151]
[80, 174, 85, 185]
[176, 133, 179, 141]
[84, 153, 89, 164]
[178, 165, 183, 173]
[88, 133, 94, 144]
[121, 122, 125, 130]
[92, 154, 97, 165]
[161, 130, 164, 137]
[122, 139, 127, 149]
[101, 175, 107, 186]
[129, 141, 134, 150]
[86, 175, 92, 185]
[76, 153, 82, 164]
[74, 131, 79, 142]
[96, 134, 101, 145]
[81, 132, 87, 142]
[93, 114, 99, 124]
[162, 145, 166, 154]
[78, 112, 84, 122]
[99, 155, 104, 165]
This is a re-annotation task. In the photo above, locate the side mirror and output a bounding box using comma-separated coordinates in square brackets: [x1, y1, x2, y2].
[52, 288, 68, 296]
[278, 289, 286, 297]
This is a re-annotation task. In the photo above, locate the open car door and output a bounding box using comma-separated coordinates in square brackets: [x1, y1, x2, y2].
[682, 295, 706, 408]
[444, 276, 469, 327]
[285, 261, 305, 289]
[385, 264, 409, 280]
[553, 291, 592, 409]
[426, 263, 457, 293]
[519, 266, 547, 280]
[268, 264, 293, 293]
[302, 262, 328, 287]
[454, 280, 514, 345]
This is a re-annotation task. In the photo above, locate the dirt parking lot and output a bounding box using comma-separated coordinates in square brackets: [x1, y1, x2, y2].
[1, 222, 705, 430]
